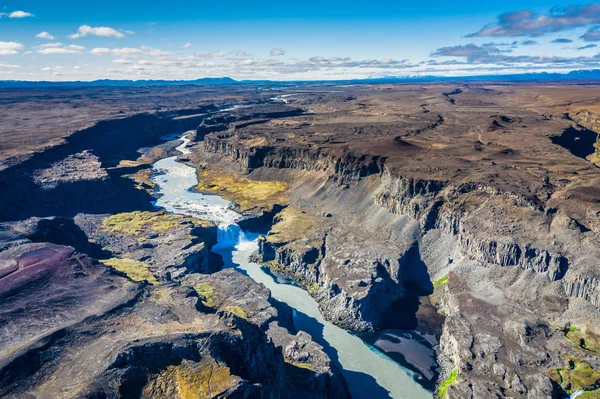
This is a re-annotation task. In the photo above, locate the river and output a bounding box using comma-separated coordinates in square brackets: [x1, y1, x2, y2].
[152, 132, 432, 399]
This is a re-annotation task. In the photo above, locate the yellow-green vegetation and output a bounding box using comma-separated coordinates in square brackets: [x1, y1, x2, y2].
[101, 258, 157, 284]
[307, 283, 320, 294]
[144, 360, 237, 399]
[436, 369, 458, 399]
[566, 327, 600, 353]
[125, 169, 157, 191]
[118, 159, 141, 167]
[103, 210, 212, 236]
[176, 361, 236, 399]
[263, 260, 289, 274]
[195, 170, 288, 211]
[433, 275, 449, 289]
[578, 389, 600, 398]
[195, 282, 217, 308]
[285, 359, 316, 371]
[550, 357, 600, 394]
[223, 305, 248, 320]
[266, 206, 319, 245]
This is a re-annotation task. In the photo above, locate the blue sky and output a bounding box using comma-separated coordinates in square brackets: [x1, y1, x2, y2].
[2, 0, 600, 80]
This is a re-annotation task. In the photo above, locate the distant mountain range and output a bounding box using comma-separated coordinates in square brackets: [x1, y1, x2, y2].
[4, 69, 600, 88]
[0, 77, 238, 88]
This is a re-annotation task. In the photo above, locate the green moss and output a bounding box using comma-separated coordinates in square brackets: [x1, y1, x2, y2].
[224, 305, 248, 320]
[433, 275, 449, 289]
[146, 359, 237, 399]
[437, 369, 458, 399]
[103, 210, 212, 236]
[195, 170, 288, 211]
[101, 258, 157, 284]
[285, 359, 316, 371]
[566, 327, 600, 353]
[307, 283, 320, 294]
[550, 357, 600, 394]
[438, 308, 446, 315]
[578, 388, 600, 398]
[195, 282, 216, 308]
[266, 206, 318, 245]
[263, 260, 288, 273]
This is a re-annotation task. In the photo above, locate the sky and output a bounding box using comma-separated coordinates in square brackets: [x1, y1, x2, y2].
[3, 1, 600, 80]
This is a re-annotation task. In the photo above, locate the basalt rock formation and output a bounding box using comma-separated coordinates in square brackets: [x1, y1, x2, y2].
[188, 85, 600, 398]
[3, 84, 600, 399]
[0, 99, 349, 399]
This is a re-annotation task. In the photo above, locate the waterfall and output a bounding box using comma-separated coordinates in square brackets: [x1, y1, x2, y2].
[216, 223, 246, 248]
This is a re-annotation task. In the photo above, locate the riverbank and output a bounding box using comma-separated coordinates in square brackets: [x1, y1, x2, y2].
[152, 132, 432, 398]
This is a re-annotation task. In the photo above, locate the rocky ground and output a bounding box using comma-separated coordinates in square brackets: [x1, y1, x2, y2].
[0, 88, 349, 399]
[186, 84, 600, 398]
[1, 82, 600, 398]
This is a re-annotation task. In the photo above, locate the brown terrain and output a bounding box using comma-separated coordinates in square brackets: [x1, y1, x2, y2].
[1, 82, 600, 398]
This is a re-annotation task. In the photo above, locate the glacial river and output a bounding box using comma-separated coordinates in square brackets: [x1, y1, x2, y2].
[152, 132, 431, 399]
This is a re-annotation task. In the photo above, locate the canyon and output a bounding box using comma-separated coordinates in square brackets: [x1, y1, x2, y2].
[1, 82, 600, 398]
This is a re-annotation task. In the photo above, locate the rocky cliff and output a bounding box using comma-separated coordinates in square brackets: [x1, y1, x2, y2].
[190, 89, 600, 398]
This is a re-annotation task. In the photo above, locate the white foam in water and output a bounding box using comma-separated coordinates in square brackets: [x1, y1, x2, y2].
[152, 131, 432, 399]
[153, 132, 241, 227]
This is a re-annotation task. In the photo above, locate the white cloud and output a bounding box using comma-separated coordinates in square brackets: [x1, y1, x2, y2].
[36, 32, 55, 40]
[91, 46, 170, 58]
[39, 42, 63, 49]
[91, 47, 143, 56]
[270, 48, 286, 56]
[182, 42, 192, 49]
[235, 50, 249, 56]
[194, 50, 232, 58]
[0, 62, 19, 68]
[70, 25, 127, 39]
[9, 11, 34, 18]
[0, 41, 24, 55]
[42, 66, 63, 72]
[38, 44, 85, 55]
[211, 50, 230, 57]
[140, 45, 171, 56]
[112, 58, 132, 64]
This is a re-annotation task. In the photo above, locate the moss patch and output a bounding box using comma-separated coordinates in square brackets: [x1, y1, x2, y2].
[263, 260, 289, 274]
[437, 369, 458, 399]
[566, 327, 600, 353]
[578, 389, 600, 398]
[307, 283, 320, 294]
[195, 170, 288, 211]
[223, 305, 248, 320]
[103, 210, 212, 236]
[285, 359, 316, 371]
[195, 282, 217, 308]
[144, 359, 238, 399]
[550, 357, 600, 394]
[128, 168, 157, 191]
[101, 258, 157, 284]
[433, 275, 448, 289]
[176, 361, 236, 399]
[266, 206, 319, 246]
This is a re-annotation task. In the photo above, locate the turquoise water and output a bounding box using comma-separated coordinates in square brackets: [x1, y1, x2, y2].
[152, 132, 432, 399]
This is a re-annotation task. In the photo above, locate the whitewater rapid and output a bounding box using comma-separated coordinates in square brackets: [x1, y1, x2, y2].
[151, 132, 432, 399]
